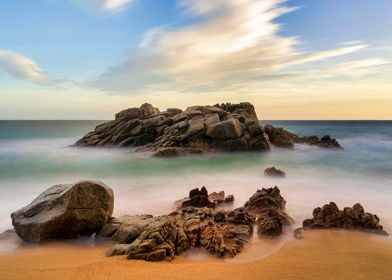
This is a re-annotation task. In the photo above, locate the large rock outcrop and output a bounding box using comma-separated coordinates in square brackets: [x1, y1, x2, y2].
[75, 103, 271, 154]
[302, 202, 388, 235]
[264, 125, 341, 149]
[11, 180, 114, 242]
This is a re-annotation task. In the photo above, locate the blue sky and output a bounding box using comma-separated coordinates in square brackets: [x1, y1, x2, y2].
[0, 0, 391, 119]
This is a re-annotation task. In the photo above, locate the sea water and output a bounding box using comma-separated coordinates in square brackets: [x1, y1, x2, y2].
[0, 120, 391, 250]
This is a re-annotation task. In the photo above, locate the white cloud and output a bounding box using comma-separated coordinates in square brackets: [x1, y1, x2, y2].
[88, 0, 377, 94]
[71, 0, 135, 13]
[334, 58, 391, 72]
[0, 50, 55, 85]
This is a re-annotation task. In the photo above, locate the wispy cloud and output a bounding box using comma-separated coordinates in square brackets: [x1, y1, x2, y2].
[89, 0, 372, 94]
[71, 0, 135, 13]
[0, 50, 58, 85]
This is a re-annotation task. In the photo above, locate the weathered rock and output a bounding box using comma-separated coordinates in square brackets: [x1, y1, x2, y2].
[256, 208, 294, 237]
[75, 102, 271, 153]
[244, 186, 287, 213]
[264, 125, 297, 148]
[244, 187, 294, 236]
[106, 207, 254, 261]
[302, 202, 388, 235]
[175, 187, 235, 210]
[96, 214, 154, 243]
[11, 180, 114, 242]
[264, 166, 286, 178]
[152, 147, 203, 157]
[181, 207, 253, 257]
[264, 125, 342, 149]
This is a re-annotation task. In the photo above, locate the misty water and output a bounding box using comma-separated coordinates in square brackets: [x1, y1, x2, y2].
[0, 120, 391, 258]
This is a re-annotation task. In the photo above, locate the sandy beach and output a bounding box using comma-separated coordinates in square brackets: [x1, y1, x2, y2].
[0, 230, 391, 280]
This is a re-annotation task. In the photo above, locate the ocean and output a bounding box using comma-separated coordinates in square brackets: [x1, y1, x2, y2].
[1, 120, 391, 243]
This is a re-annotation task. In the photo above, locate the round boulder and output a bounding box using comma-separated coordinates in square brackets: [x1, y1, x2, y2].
[11, 180, 114, 242]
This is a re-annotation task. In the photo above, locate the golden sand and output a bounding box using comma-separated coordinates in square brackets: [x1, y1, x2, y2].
[0, 230, 391, 280]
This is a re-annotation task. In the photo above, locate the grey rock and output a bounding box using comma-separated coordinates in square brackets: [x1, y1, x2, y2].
[264, 166, 286, 177]
[11, 180, 114, 242]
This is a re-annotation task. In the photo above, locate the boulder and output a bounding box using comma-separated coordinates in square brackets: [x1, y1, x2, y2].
[302, 202, 388, 235]
[264, 166, 286, 177]
[11, 180, 114, 242]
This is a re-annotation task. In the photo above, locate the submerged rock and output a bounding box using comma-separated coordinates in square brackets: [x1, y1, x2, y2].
[75, 102, 271, 153]
[302, 202, 388, 235]
[264, 125, 342, 149]
[264, 166, 286, 178]
[11, 180, 114, 242]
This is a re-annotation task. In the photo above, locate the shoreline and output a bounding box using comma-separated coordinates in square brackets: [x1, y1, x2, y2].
[0, 230, 391, 280]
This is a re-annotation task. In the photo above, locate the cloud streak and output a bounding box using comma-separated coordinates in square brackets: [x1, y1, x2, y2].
[89, 0, 371, 94]
[0, 50, 57, 85]
[71, 0, 135, 13]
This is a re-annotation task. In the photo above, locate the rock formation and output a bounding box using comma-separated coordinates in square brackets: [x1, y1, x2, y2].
[243, 186, 294, 236]
[302, 202, 388, 235]
[264, 125, 341, 149]
[11, 180, 114, 242]
[10, 180, 389, 262]
[264, 166, 286, 177]
[98, 186, 293, 261]
[174, 187, 235, 210]
[75, 102, 271, 154]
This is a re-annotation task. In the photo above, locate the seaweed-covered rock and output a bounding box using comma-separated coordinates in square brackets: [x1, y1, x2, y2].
[302, 202, 388, 235]
[11, 180, 114, 242]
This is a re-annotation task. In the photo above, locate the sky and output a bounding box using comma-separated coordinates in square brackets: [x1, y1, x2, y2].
[0, 0, 391, 120]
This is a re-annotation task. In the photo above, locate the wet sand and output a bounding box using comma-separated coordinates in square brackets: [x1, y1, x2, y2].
[0, 230, 391, 280]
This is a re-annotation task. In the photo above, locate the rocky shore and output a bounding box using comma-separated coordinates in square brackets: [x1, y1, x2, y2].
[74, 102, 341, 156]
[9, 180, 388, 262]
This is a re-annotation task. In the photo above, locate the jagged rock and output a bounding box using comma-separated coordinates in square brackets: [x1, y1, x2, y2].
[175, 187, 235, 210]
[256, 208, 294, 237]
[106, 207, 253, 261]
[302, 202, 388, 235]
[244, 187, 294, 237]
[244, 186, 287, 213]
[181, 207, 253, 257]
[75, 102, 271, 153]
[264, 124, 342, 149]
[11, 180, 114, 242]
[264, 166, 286, 177]
[224, 194, 234, 203]
[226, 208, 255, 226]
[264, 125, 298, 148]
